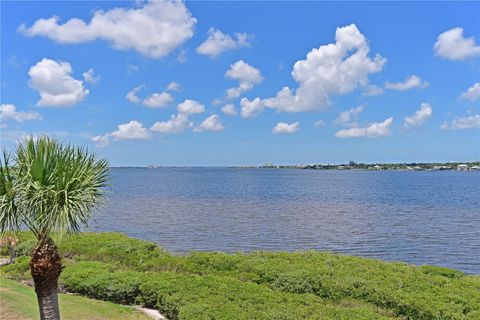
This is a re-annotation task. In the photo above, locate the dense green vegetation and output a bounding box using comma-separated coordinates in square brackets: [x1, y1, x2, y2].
[2, 232, 480, 320]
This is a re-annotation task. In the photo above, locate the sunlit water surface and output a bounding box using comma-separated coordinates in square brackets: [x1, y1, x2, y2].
[90, 168, 480, 274]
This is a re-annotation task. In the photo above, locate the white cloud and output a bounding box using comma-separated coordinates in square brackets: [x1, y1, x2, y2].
[166, 81, 181, 92]
[142, 92, 174, 108]
[126, 85, 143, 104]
[150, 99, 206, 134]
[335, 105, 365, 127]
[196, 28, 252, 58]
[150, 114, 190, 134]
[177, 99, 205, 115]
[403, 103, 433, 128]
[110, 120, 151, 140]
[91, 134, 110, 148]
[441, 114, 480, 130]
[241, 24, 386, 116]
[92, 120, 151, 146]
[19, 1, 197, 59]
[225, 60, 263, 85]
[0, 104, 42, 122]
[363, 84, 384, 96]
[272, 122, 300, 134]
[126, 85, 174, 108]
[194, 114, 225, 132]
[224, 60, 263, 99]
[434, 27, 480, 61]
[28, 58, 89, 107]
[459, 83, 480, 101]
[240, 97, 263, 118]
[385, 75, 429, 91]
[335, 117, 393, 138]
[314, 120, 325, 128]
[222, 104, 237, 116]
[82, 68, 100, 84]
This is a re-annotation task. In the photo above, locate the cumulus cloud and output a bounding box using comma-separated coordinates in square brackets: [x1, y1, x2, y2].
[0, 104, 42, 122]
[385, 75, 429, 91]
[335, 105, 365, 127]
[82, 68, 100, 84]
[151, 99, 205, 134]
[126, 85, 174, 108]
[441, 114, 480, 130]
[403, 103, 432, 128]
[272, 122, 300, 134]
[335, 117, 393, 138]
[240, 24, 386, 117]
[224, 60, 263, 100]
[434, 27, 480, 61]
[142, 92, 174, 108]
[194, 114, 225, 132]
[222, 104, 237, 116]
[91, 134, 111, 148]
[92, 120, 151, 147]
[314, 120, 325, 128]
[240, 97, 263, 118]
[110, 120, 151, 140]
[166, 81, 181, 92]
[459, 83, 480, 101]
[196, 28, 252, 58]
[28, 58, 89, 107]
[150, 114, 190, 134]
[19, 1, 197, 59]
[126, 85, 143, 104]
[177, 99, 205, 115]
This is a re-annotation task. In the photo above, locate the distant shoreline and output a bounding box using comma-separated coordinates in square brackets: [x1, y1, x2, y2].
[111, 161, 480, 171]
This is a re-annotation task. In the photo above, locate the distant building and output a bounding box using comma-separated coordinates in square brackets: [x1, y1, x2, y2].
[457, 164, 469, 171]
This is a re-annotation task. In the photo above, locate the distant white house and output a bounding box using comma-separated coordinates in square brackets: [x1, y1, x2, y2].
[457, 164, 469, 171]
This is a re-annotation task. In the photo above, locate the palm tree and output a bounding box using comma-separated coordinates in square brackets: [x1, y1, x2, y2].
[0, 137, 109, 320]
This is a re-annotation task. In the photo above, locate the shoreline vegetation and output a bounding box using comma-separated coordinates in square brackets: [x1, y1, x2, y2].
[131, 161, 480, 171]
[2, 232, 479, 320]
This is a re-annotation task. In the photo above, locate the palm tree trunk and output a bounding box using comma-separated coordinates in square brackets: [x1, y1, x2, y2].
[30, 237, 62, 320]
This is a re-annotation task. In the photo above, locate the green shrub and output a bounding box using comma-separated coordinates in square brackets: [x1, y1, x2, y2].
[62, 262, 394, 320]
[1, 256, 30, 279]
[8, 232, 480, 320]
[61, 261, 142, 304]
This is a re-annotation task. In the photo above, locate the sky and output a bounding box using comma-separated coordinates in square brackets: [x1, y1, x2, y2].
[1, 1, 479, 166]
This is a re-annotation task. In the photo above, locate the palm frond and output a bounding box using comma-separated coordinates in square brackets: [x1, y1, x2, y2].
[8, 136, 109, 238]
[0, 151, 21, 233]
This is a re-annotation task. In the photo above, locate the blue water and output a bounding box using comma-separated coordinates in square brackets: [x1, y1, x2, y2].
[90, 168, 480, 274]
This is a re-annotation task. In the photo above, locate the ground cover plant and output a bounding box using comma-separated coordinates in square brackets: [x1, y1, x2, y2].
[3, 232, 480, 320]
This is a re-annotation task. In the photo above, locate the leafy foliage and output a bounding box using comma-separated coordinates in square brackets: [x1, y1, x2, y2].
[6, 232, 480, 320]
[0, 136, 109, 238]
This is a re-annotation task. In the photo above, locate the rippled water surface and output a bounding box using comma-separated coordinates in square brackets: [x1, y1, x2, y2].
[91, 168, 480, 273]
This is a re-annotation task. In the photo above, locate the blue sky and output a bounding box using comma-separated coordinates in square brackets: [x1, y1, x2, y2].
[1, 1, 479, 166]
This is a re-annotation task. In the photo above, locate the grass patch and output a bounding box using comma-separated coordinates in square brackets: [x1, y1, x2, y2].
[0, 276, 151, 320]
